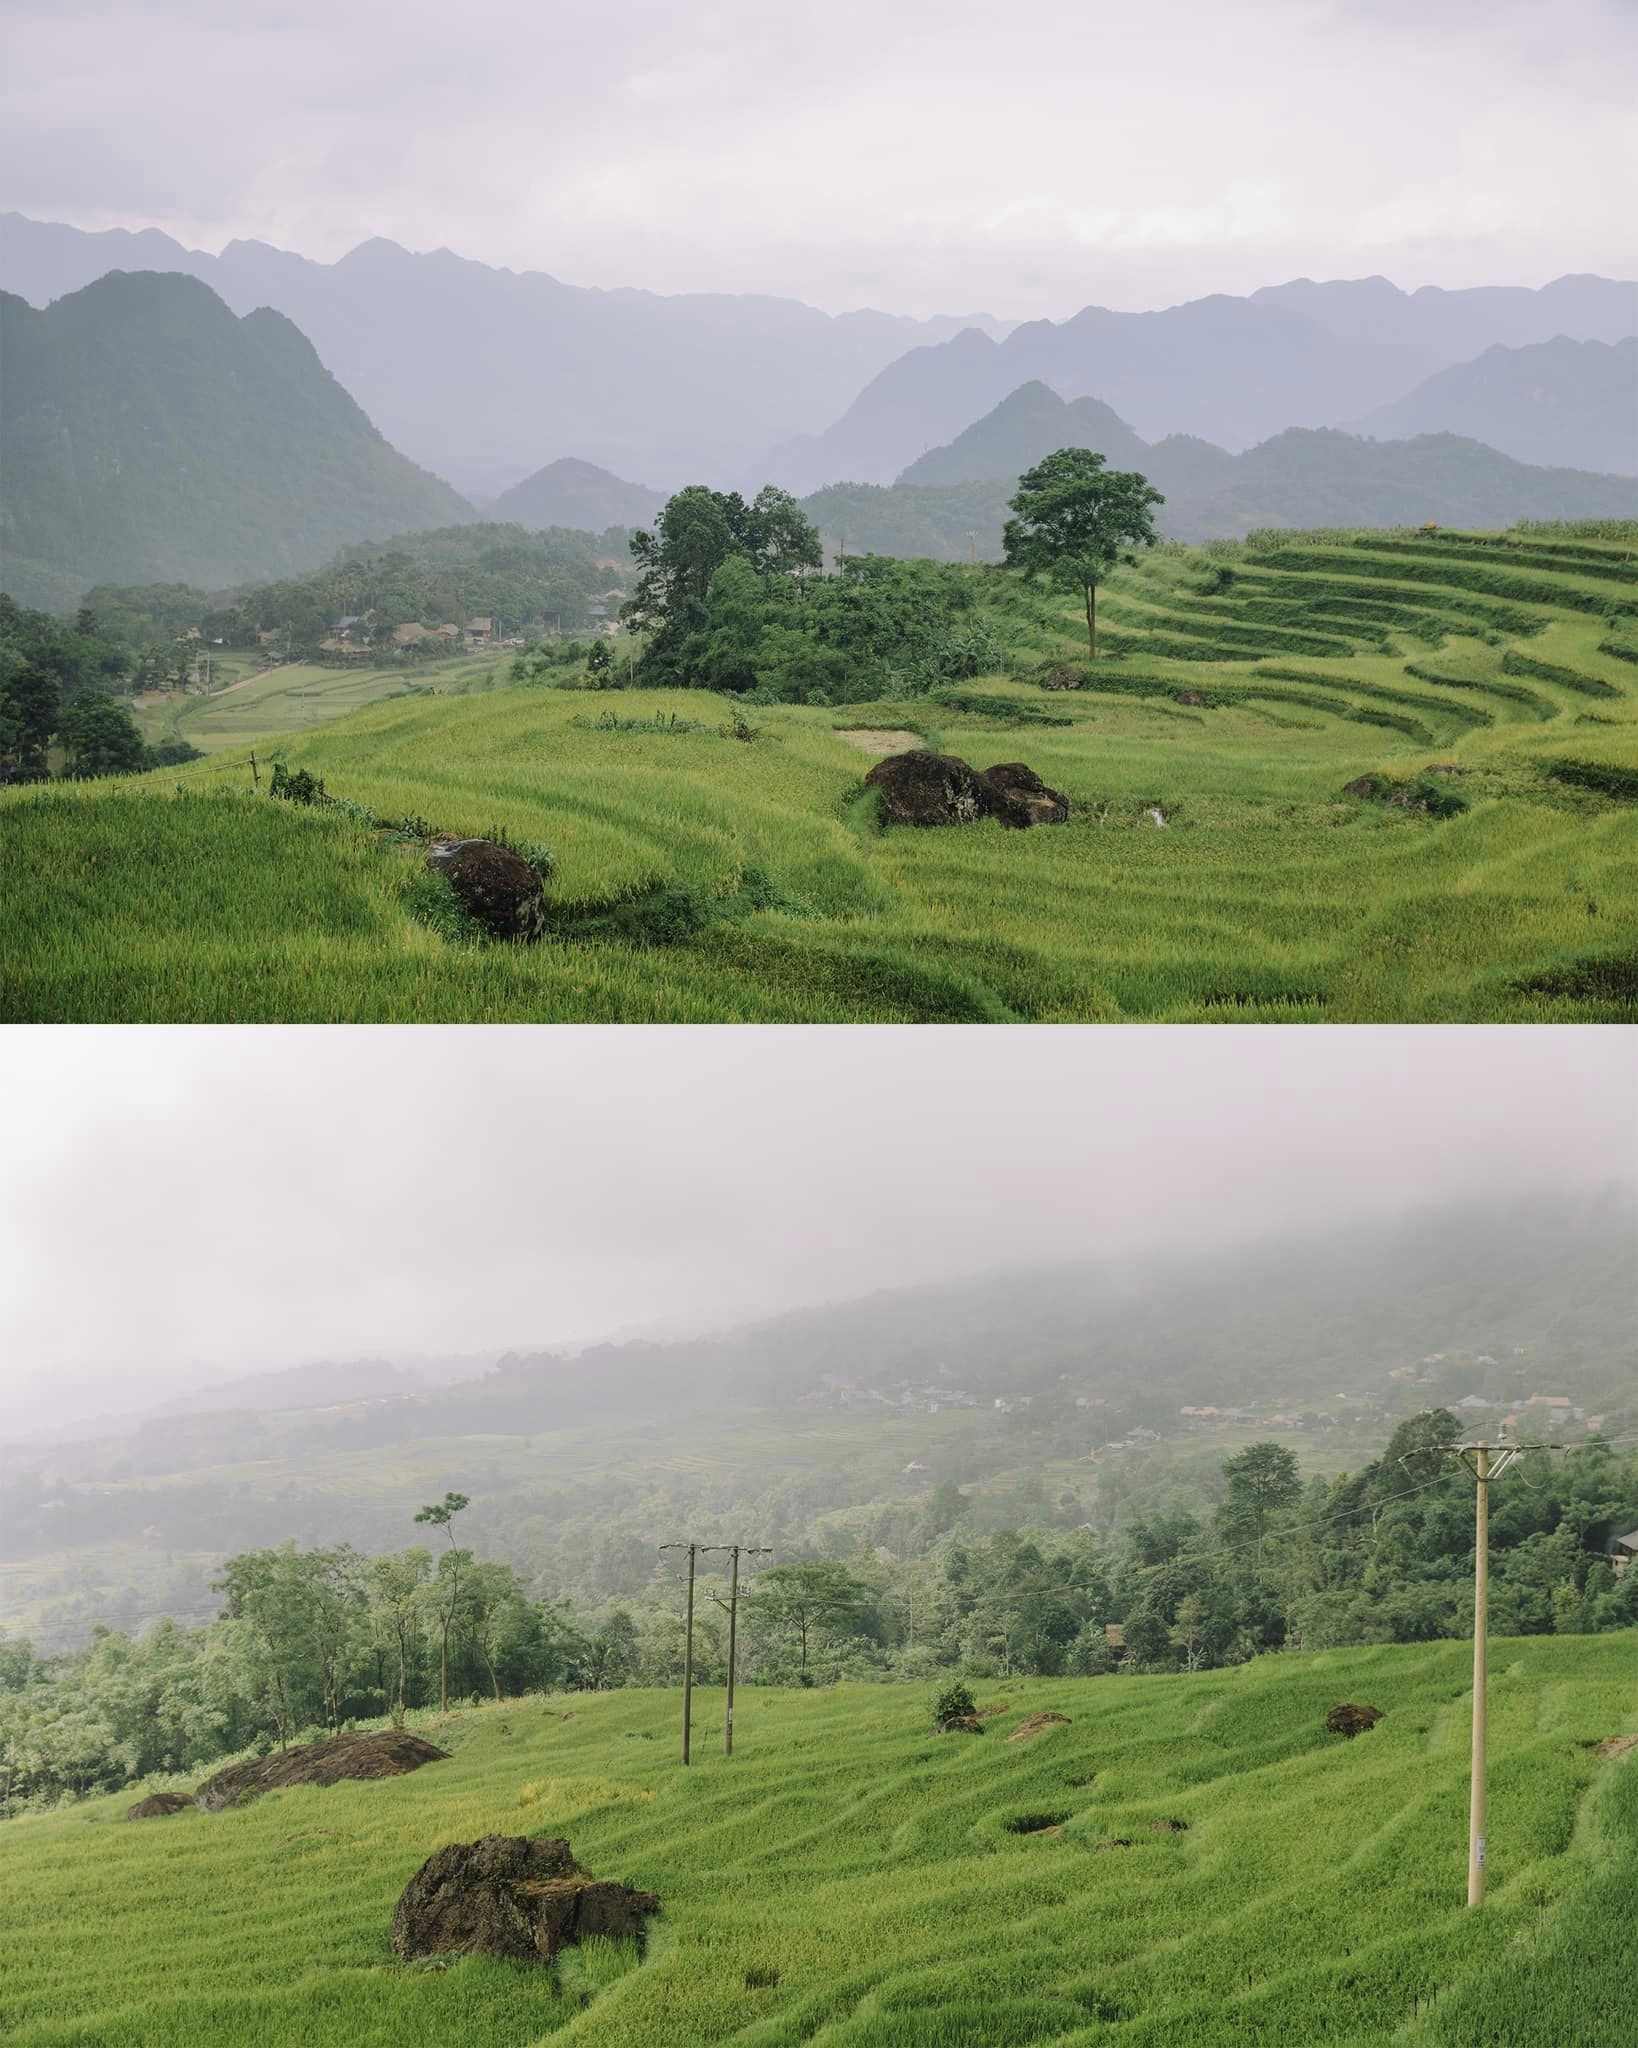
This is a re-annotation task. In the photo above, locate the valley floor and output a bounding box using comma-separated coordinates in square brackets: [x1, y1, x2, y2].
[2, 1636, 1634, 2046]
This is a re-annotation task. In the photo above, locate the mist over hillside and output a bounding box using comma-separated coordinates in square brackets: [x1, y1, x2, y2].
[5, 1190, 1630, 1649]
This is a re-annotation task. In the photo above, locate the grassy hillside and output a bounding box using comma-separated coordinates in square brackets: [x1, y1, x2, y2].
[0, 272, 473, 610]
[2, 1638, 1634, 2047]
[3, 527, 1636, 1022]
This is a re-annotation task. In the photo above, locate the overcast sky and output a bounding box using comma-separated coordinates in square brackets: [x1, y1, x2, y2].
[2, 1026, 1631, 1434]
[3, 1, 1634, 317]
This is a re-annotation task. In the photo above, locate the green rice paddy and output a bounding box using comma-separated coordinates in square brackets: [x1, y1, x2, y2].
[2, 1635, 1633, 2046]
[5, 530, 1636, 1021]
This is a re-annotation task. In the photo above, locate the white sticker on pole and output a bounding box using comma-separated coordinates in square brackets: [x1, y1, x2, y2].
[1475, 1836, 1485, 1866]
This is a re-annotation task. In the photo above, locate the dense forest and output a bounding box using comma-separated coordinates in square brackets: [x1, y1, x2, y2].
[3, 1417, 1632, 1813]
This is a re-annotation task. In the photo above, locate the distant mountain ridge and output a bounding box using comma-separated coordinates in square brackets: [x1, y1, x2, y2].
[1350, 336, 1638, 476]
[767, 274, 1637, 492]
[0, 272, 476, 610]
[492, 456, 665, 531]
[798, 381, 1638, 558]
[0, 213, 1013, 498]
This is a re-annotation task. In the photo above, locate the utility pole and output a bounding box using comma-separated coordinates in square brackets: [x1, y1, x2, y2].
[659, 1542, 698, 1764]
[1429, 1437, 1555, 1906]
[703, 1543, 771, 1756]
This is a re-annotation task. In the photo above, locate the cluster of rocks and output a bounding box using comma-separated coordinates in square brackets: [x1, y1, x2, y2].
[865, 750, 1069, 829]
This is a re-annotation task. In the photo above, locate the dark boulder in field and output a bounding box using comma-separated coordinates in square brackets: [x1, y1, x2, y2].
[1325, 1702, 1384, 1738]
[391, 1834, 661, 1963]
[127, 1791, 194, 1819]
[866, 749, 986, 826]
[425, 837, 547, 941]
[867, 750, 1068, 828]
[977, 762, 1070, 828]
[1041, 665, 1086, 690]
[194, 1730, 449, 1811]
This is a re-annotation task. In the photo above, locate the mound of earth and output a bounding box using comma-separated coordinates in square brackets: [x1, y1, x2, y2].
[194, 1730, 449, 1811]
[1325, 1703, 1384, 1738]
[425, 838, 547, 941]
[1092, 1838, 1133, 1852]
[937, 1712, 985, 1734]
[127, 1791, 194, 1820]
[1008, 1711, 1071, 1743]
[1145, 1818, 1189, 1832]
[1041, 665, 1085, 691]
[1175, 690, 1208, 707]
[865, 749, 1068, 828]
[977, 762, 1070, 828]
[391, 1834, 660, 1964]
[1595, 1733, 1638, 1762]
[865, 750, 986, 826]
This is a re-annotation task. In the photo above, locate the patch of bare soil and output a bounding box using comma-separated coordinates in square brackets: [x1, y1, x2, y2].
[1326, 1703, 1383, 1738]
[835, 728, 925, 755]
[391, 1834, 659, 1964]
[1595, 1733, 1638, 1762]
[194, 1730, 448, 1811]
[976, 1700, 1012, 1720]
[1008, 1711, 1071, 1743]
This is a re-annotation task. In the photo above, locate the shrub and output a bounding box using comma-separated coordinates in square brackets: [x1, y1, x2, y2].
[932, 1681, 976, 1726]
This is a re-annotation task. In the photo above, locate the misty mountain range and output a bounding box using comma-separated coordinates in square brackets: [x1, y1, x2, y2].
[0, 212, 1012, 500]
[0, 216, 1632, 611]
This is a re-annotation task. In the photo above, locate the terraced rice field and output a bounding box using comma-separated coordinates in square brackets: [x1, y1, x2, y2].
[4, 528, 1635, 1021]
[2, 1636, 1634, 2047]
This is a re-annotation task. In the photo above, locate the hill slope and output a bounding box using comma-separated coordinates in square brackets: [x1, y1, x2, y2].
[492, 457, 665, 532]
[0, 272, 475, 610]
[805, 384, 1637, 556]
[1352, 336, 1638, 476]
[3, 1641, 1634, 2048]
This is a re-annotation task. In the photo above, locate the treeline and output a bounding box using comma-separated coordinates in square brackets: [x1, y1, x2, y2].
[3, 1417, 1633, 1814]
[82, 525, 628, 656]
[0, 595, 198, 783]
[617, 484, 1008, 702]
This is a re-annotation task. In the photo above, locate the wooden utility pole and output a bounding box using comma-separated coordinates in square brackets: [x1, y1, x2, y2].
[702, 1543, 770, 1756]
[658, 1541, 700, 1763]
[681, 1543, 696, 1765]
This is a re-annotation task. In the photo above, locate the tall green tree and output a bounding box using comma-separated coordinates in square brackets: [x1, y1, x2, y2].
[1002, 447, 1164, 660]
[746, 1562, 873, 1678]
[413, 1492, 470, 1713]
[59, 691, 147, 778]
[1219, 1443, 1303, 1560]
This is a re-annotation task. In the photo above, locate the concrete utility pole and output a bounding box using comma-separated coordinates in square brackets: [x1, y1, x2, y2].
[1433, 1438, 1551, 1906]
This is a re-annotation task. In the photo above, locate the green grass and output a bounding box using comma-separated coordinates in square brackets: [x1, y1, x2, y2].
[5, 531, 1637, 1021]
[2, 1636, 1633, 2046]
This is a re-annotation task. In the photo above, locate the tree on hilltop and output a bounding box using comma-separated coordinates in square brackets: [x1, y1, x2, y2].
[1002, 448, 1163, 660]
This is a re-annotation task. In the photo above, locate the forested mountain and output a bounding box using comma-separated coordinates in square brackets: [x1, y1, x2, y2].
[0, 273, 474, 611]
[1351, 336, 1638, 475]
[766, 275, 1637, 491]
[492, 456, 665, 531]
[798, 383, 1638, 558]
[0, 213, 1011, 498]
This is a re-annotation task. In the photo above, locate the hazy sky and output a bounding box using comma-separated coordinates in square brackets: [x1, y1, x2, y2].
[3, 0, 1634, 317]
[2, 1026, 1631, 1434]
